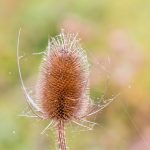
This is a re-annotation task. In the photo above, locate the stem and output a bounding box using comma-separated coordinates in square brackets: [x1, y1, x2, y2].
[57, 120, 67, 150]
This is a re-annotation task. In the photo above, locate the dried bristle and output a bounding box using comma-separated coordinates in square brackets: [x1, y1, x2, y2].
[36, 32, 89, 122]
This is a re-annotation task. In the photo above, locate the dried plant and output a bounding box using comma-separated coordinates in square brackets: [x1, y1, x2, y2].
[17, 29, 116, 150]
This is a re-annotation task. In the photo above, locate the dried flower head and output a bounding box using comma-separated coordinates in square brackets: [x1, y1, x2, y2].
[36, 31, 89, 122]
[17, 29, 116, 150]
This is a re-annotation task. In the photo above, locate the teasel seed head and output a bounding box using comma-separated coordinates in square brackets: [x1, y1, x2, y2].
[36, 31, 90, 122]
[17, 29, 116, 150]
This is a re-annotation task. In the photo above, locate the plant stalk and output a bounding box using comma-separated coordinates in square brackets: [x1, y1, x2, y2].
[57, 120, 67, 150]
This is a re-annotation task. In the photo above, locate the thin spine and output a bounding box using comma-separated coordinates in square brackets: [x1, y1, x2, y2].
[57, 120, 67, 150]
[16, 28, 44, 119]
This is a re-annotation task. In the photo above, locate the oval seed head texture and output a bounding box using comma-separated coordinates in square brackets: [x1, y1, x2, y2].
[36, 31, 90, 122]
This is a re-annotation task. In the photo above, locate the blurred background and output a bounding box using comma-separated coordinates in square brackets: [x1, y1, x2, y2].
[0, 0, 150, 150]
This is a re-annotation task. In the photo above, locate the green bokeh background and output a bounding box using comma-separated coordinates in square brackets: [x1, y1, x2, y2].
[0, 0, 150, 150]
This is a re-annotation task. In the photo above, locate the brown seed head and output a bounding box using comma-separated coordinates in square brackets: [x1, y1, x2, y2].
[36, 31, 89, 122]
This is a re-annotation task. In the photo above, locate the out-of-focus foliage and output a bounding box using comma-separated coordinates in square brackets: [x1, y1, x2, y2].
[0, 0, 150, 150]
